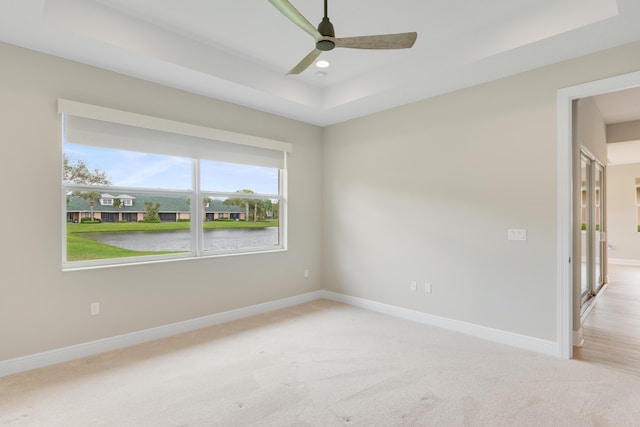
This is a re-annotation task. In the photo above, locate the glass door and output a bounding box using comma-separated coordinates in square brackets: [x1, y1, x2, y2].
[580, 154, 590, 300]
[580, 150, 606, 306]
[594, 163, 605, 293]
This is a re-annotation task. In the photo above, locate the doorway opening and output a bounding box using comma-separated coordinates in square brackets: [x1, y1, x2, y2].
[557, 70, 640, 359]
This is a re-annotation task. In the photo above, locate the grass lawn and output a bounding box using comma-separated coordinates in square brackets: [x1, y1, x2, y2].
[66, 220, 278, 262]
[66, 234, 181, 262]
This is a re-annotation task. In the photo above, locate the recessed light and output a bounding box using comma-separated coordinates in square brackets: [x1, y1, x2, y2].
[315, 60, 331, 69]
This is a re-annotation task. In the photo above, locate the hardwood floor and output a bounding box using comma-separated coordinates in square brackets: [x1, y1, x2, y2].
[574, 264, 640, 376]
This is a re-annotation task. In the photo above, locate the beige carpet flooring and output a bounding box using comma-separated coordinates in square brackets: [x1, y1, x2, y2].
[1, 299, 640, 426]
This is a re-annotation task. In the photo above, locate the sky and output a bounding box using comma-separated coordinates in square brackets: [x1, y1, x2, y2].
[64, 143, 279, 195]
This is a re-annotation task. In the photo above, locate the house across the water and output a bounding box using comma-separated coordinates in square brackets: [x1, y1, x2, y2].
[66, 193, 249, 223]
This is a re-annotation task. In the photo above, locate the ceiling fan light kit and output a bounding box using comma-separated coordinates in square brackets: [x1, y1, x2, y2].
[268, 0, 417, 74]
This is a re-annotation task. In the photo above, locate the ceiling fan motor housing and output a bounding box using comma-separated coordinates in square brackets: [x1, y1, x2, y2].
[316, 17, 335, 51]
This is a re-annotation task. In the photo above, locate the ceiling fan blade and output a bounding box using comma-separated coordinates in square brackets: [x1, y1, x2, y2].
[288, 49, 322, 75]
[269, 0, 322, 42]
[331, 32, 417, 50]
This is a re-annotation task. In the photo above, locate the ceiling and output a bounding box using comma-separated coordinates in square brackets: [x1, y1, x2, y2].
[1, 0, 640, 126]
[594, 87, 640, 165]
[594, 86, 640, 124]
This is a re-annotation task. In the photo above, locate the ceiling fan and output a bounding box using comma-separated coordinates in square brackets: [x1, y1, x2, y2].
[268, 0, 418, 75]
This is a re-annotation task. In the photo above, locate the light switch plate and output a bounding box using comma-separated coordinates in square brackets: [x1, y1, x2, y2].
[508, 229, 527, 241]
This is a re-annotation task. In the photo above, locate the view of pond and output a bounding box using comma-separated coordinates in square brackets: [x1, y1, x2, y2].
[80, 228, 279, 252]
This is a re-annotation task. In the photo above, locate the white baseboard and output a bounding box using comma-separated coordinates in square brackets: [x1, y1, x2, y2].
[320, 291, 558, 357]
[608, 258, 640, 266]
[0, 291, 324, 378]
[1, 289, 560, 378]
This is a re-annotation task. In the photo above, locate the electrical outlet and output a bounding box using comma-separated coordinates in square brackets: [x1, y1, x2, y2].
[424, 283, 432, 294]
[304, 269, 309, 278]
[90, 302, 100, 316]
[410, 281, 417, 291]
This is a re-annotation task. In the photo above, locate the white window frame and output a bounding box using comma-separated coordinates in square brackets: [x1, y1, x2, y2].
[60, 99, 291, 271]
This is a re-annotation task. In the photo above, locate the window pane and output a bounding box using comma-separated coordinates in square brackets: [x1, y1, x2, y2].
[200, 160, 278, 194]
[64, 144, 191, 190]
[63, 136, 284, 266]
[202, 197, 280, 253]
[66, 191, 192, 262]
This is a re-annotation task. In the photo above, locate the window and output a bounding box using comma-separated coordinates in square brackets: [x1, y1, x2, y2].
[100, 196, 114, 206]
[60, 99, 291, 270]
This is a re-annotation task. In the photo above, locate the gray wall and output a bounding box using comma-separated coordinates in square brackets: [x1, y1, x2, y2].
[608, 120, 640, 143]
[575, 97, 608, 162]
[606, 117, 640, 262]
[3, 38, 640, 363]
[0, 42, 324, 361]
[323, 42, 640, 342]
[607, 163, 640, 261]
